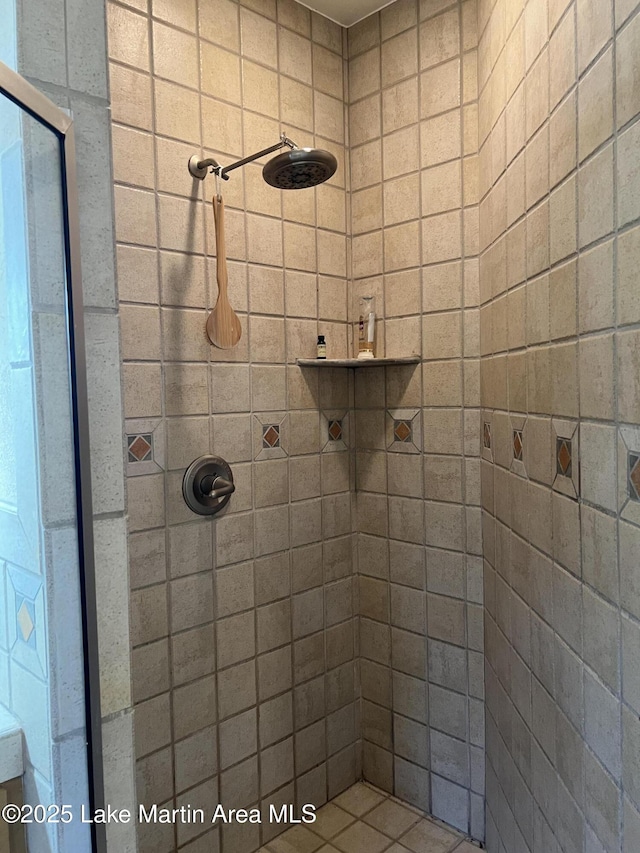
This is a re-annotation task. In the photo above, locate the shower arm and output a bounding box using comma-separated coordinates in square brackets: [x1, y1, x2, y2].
[188, 133, 298, 181]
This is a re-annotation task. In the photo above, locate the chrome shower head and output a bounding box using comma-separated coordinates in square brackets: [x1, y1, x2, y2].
[188, 133, 338, 189]
[262, 147, 338, 189]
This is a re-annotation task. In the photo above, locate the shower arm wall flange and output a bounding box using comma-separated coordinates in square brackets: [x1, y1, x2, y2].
[188, 133, 297, 181]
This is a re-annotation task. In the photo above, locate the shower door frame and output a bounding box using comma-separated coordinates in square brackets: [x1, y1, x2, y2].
[0, 59, 106, 853]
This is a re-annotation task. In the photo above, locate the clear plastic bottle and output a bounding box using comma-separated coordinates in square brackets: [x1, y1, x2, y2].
[357, 296, 375, 359]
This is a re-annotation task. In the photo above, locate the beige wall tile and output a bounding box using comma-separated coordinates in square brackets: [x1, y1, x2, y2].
[318, 231, 347, 278]
[278, 0, 311, 37]
[384, 221, 421, 271]
[152, 21, 198, 88]
[579, 47, 614, 162]
[384, 173, 420, 225]
[549, 1, 575, 109]
[201, 42, 241, 103]
[525, 0, 548, 69]
[618, 329, 640, 423]
[200, 0, 239, 49]
[423, 311, 462, 359]
[158, 195, 204, 255]
[420, 58, 461, 117]
[162, 307, 210, 361]
[201, 97, 243, 157]
[382, 28, 419, 86]
[463, 49, 478, 103]
[617, 120, 640, 227]
[421, 110, 462, 167]
[579, 333, 615, 420]
[526, 200, 550, 278]
[112, 123, 155, 190]
[616, 11, 640, 127]
[284, 222, 317, 271]
[578, 238, 614, 333]
[420, 8, 460, 69]
[549, 0, 572, 30]
[243, 59, 279, 117]
[577, 0, 613, 74]
[383, 125, 420, 179]
[240, 7, 277, 68]
[313, 43, 343, 99]
[549, 91, 577, 189]
[349, 12, 380, 57]
[246, 213, 284, 266]
[250, 316, 286, 362]
[549, 175, 577, 264]
[154, 77, 200, 143]
[350, 93, 382, 146]
[422, 210, 462, 264]
[578, 144, 614, 247]
[115, 185, 157, 247]
[352, 185, 383, 234]
[315, 91, 345, 143]
[549, 260, 577, 341]
[108, 3, 149, 70]
[422, 160, 462, 215]
[312, 11, 342, 53]
[525, 124, 549, 209]
[618, 225, 640, 326]
[581, 422, 617, 510]
[350, 47, 381, 102]
[382, 0, 418, 39]
[526, 48, 550, 140]
[110, 63, 153, 130]
[351, 139, 383, 190]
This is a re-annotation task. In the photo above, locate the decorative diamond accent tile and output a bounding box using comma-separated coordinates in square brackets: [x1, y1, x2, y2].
[629, 453, 640, 502]
[557, 438, 572, 478]
[254, 413, 288, 459]
[322, 411, 348, 452]
[17, 600, 34, 643]
[483, 422, 491, 450]
[262, 424, 280, 448]
[125, 418, 164, 476]
[386, 409, 420, 454]
[552, 419, 579, 499]
[513, 429, 523, 461]
[128, 433, 153, 463]
[394, 420, 412, 443]
[328, 419, 343, 442]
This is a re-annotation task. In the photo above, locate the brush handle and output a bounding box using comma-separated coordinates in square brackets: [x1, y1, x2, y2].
[213, 195, 228, 300]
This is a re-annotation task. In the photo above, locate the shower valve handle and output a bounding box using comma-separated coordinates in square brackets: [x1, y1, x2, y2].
[183, 455, 235, 515]
[203, 475, 235, 500]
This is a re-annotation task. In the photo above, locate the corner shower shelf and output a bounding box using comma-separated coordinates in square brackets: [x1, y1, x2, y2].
[296, 356, 420, 368]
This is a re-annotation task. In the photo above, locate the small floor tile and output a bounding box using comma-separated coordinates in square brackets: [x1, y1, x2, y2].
[364, 799, 422, 838]
[333, 820, 394, 853]
[333, 783, 387, 817]
[312, 803, 357, 840]
[267, 826, 325, 853]
[399, 818, 460, 853]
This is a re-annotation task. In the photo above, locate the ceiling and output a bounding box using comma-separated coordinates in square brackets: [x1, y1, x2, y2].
[300, 0, 393, 27]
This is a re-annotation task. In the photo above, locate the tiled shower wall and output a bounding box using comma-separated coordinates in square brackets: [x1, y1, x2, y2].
[107, 1, 358, 852]
[478, 0, 640, 851]
[346, 0, 484, 840]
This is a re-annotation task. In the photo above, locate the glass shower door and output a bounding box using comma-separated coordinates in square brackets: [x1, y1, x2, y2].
[0, 64, 102, 853]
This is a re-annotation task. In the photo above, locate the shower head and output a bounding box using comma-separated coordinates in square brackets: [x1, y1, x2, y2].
[188, 133, 338, 190]
[263, 147, 337, 189]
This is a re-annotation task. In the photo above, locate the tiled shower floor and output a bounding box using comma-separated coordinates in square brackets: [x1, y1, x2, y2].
[261, 783, 480, 853]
